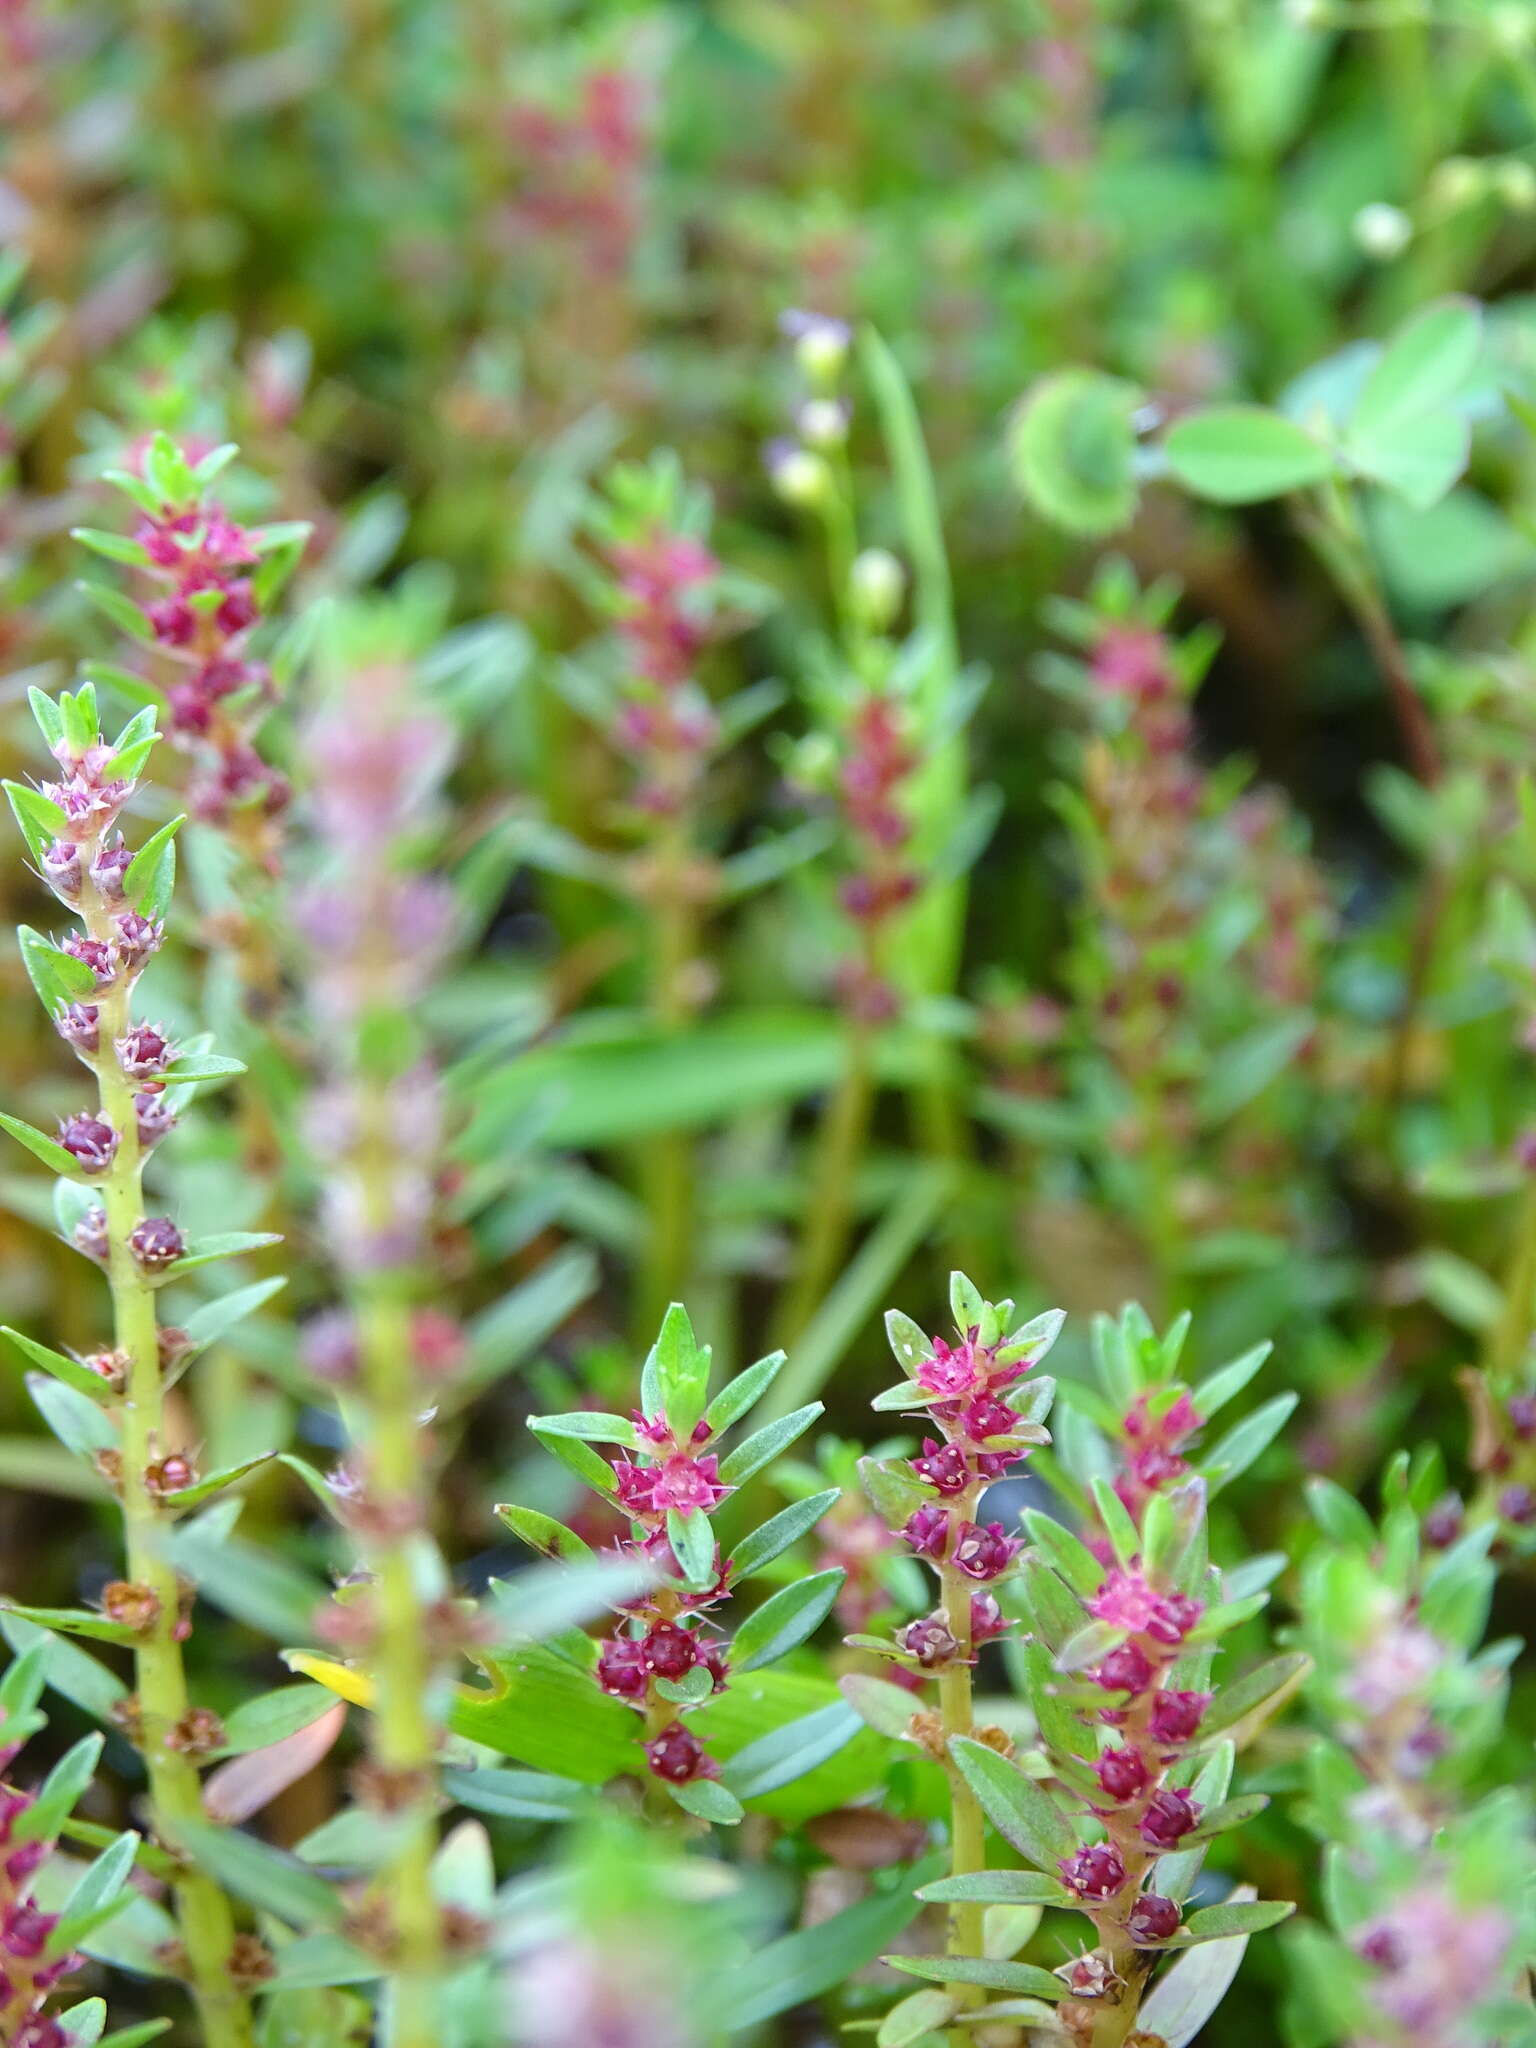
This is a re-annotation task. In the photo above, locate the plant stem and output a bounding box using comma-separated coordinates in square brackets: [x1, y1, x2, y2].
[937, 1495, 984, 2040]
[638, 812, 698, 1335]
[353, 1282, 442, 2048]
[83, 885, 253, 2048]
[776, 1023, 873, 1345]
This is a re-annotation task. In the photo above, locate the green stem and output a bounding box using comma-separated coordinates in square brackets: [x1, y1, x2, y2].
[937, 1498, 985, 2040]
[84, 890, 253, 2048]
[354, 1283, 442, 2048]
[637, 815, 698, 1335]
[776, 1025, 873, 1345]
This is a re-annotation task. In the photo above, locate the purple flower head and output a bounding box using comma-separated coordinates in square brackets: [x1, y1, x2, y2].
[57, 1114, 118, 1175]
[951, 1520, 1022, 1582]
[1149, 1689, 1210, 1746]
[915, 1333, 991, 1400]
[1095, 1744, 1151, 1802]
[134, 1089, 177, 1150]
[40, 840, 80, 899]
[1499, 1483, 1536, 1527]
[910, 1439, 971, 1495]
[0, 1902, 56, 1960]
[73, 1208, 110, 1261]
[116, 1023, 172, 1078]
[957, 1393, 1020, 1447]
[1087, 1568, 1161, 1633]
[595, 1636, 650, 1701]
[56, 1003, 99, 1056]
[643, 1623, 698, 1680]
[899, 1612, 960, 1668]
[1509, 1394, 1536, 1441]
[1060, 1843, 1127, 1900]
[111, 910, 163, 972]
[129, 1216, 184, 1270]
[1344, 1622, 1440, 1716]
[1128, 1893, 1182, 1944]
[89, 835, 133, 898]
[1138, 1787, 1200, 1849]
[1422, 1494, 1464, 1549]
[1094, 1642, 1154, 1696]
[61, 933, 114, 984]
[1352, 1890, 1511, 2038]
[643, 1723, 715, 1784]
[614, 1453, 729, 1520]
[970, 1592, 1008, 1645]
[903, 1503, 950, 1559]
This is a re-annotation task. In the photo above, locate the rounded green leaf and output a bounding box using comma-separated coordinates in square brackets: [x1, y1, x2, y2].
[1007, 368, 1143, 536]
[1163, 405, 1334, 503]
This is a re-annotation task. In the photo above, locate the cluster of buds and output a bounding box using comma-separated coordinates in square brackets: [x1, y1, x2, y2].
[0, 1718, 86, 2047]
[1047, 570, 1328, 1227]
[504, 66, 649, 282]
[7, 683, 190, 1261]
[592, 1405, 734, 1789]
[851, 1278, 1061, 1677]
[1047, 1556, 1211, 1951]
[77, 433, 307, 850]
[296, 666, 456, 1276]
[1454, 1359, 1536, 1542]
[589, 457, 733, 821]
[1349, 1886, 1512, 2048]
[520, 1305, 835, 1807]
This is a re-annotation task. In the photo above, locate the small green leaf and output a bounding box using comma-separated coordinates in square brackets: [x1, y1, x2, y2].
[949, 1738, 1077, 1870]
[719, 1702, 861, 1800]
[70, 528, 152, 566]
[162, 1232, 283, 1277]
[123, 816, 184, 919]
[728, 1489, 838, 1579]
[16, 929, 98, 1015]
[887, 1956, 1064, 2000]
[717, 1402, 823, 1486]
[1, 1328, 115, 1404]
[495, 1505, 594, 1563]
[1163, 406, 1334, 503]
[1349, 297, 1482, 445]
[4, 781, 68, 862]
[916, 1870, 1074, 1907]
[665, 1776, 744, 1825]
[878, 1988, 957, 2047]
[1181, 1899, 1294, 1942]
[731, 1570, 843, 1672]
[704, 1349, 785, 1434]
[667, 1509, 717, 1590]
[525, 1410, 638, 1446]
[175, 1819, 343, 1928]
[16, 1734, 104, 1841]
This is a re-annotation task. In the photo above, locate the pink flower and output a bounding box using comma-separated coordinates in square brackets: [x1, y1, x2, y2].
[1149, 1690, 1209, 1746]
[643, 1723, 715, 1784]
[1060, 1844, 1127, 1900]
[1138, 1787, 1200, 1848]
[903, 1504, 950, 1558]
[950, 1520, 1022, 1582]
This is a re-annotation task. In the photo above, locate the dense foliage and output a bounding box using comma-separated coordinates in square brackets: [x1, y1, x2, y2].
[2, 3, 1536, 2045]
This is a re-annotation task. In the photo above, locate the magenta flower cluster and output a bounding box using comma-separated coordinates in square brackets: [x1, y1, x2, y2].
[129, 471, 291, 834]
[601, 525, 725, 817]
[0, 1722, 85, 2048]
[594, 1408, 736, 1787]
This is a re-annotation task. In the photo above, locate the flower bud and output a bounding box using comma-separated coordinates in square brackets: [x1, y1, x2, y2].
[56, 1003, 100, 1057]
[100, 1581, 162, 1635]
[135, 1090, 177, 1150]
[899, 1612, 961, 1668]
[1138, 1787, 1200, 1848]
[643, 1623, 699, 1680]
[849, 547, 906, 633]
[111, 911, 163, 972]
[129, 1216, 185, 1271]
[73, 1209, 110, 1261]
[116, 1023, 172, 1078]
[1095, 1643, 1154, 1696]
[57, 1114, 119, 1175]
[1148, 1689, 1209, 1745]
[89, 835, 133, 898]
[1095, 1744, 1151, 1802]
[765, 442, 831, 508]
[903, 1503, 950, 1559]
[951, 1520, 1022, 1581]
[1059, 1843, 1127, 1900]
[780, 309, 852, 389]
[1353, 203, 1413, 260]
[41, 840, 81, 899]
[595, 1637, 650, 1700]
[643, 1722, 713, 1783]
[165, 1706, 225, 1758]
[797, 398, 849, 449]
[1128, 1893, 1182, 1944]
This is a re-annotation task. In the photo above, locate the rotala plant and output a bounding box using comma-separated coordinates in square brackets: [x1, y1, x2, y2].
[294, 635, 461, 2044]
[2, 668, 268, 2043]
[509, 1303, 840, 1824]
[844, 1285, 1298, 2048]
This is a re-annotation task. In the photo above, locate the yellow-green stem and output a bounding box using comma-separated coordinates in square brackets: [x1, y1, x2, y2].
[354, 1284, 442, 2048]
[85, 891, 253, 2048]
[937, 1497, 985, 2039]
[637, 814, 697, 1335]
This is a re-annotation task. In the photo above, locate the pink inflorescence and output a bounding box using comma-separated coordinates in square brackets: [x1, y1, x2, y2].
[890, 1305, 1055, 1675]
[1352, 1888, 1511, 2047]
[598, 523, 726, 817]
[831, 694, 920, 1024]
[591, 1404, 735, 1786]
[127, 470, 294, 838]
[0, 1720, 87, 2046]
[1113, 1391, 1204, 1523]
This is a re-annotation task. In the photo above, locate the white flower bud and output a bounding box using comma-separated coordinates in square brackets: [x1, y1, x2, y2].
[849, 548, 906, 633]
[1353, 203, 1413, 260]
